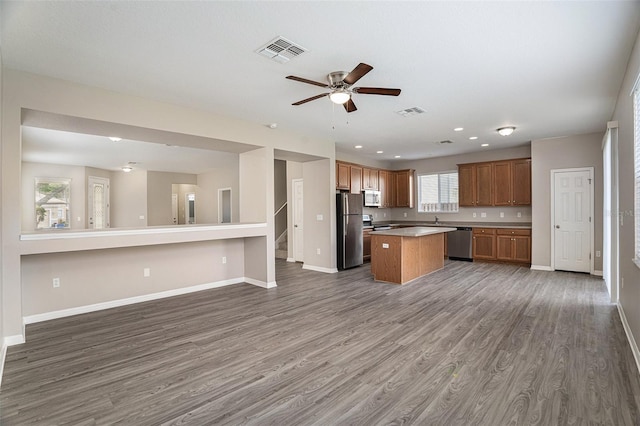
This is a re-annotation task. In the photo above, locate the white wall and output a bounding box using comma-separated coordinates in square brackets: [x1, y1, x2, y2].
[110, 169, 148, 228]
[531, 132, 603, 271]
[610, 29, 640, 363]
[1, 69, 335, 340]
[147, 171, 197, 226]
[196, 165, 239, 224]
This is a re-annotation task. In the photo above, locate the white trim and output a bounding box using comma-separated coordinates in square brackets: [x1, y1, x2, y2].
[593, 270, 603, 277]
[244, 278, 277, 289]
[286, 257, 296, 262]
[0, 335, 25, 387]
[607, 120, 619, 129]
[618, 302, 640, 376]
[23, 278, 248, 324]
[0, 342, 6, 388]
[302, 264, 339, 274]
[4, 335, 25, 346]
[633, 258, 640, 269]
[550, 167, 595, 274]
[217, 187, 233, 223]
[21, 222, 265, 240]
[530, 264, 554, 271]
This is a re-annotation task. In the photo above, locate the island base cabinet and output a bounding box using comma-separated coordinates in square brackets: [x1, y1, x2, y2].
[371, 233, 444, 284]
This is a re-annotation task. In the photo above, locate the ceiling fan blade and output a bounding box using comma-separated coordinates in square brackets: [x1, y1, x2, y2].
[343, 63, 373, 85]
[286, 75, 329, 88]
[343, 99, 357, 113]
[354, 87, 401, 96]
[292, 93, 329, 105]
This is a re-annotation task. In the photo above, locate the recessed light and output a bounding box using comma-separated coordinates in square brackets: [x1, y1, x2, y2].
[394, 155, 401, 158]
[108, 136, 122, 142]
[121, 166, 133, 172]
[355, 145, 363, 149]
[376, 150, 384, 154]
[454, 127, 464, 132]
[481, 143, 489, 147]
[469, 136, 478, 140]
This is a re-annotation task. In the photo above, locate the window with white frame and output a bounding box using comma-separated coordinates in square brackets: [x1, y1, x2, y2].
[35, 178, 71, 229]
[418, 171, 459, 213]
[634, 89, 640, 265]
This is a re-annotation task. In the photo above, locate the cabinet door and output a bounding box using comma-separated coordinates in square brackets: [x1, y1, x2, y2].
[496, 235, 514, 260]
[475, 163, 493, 206]
[395, 169, 414, 208]
[383, 171, 396, 208]
[512, 235, 531, 263]
[512, 159, 531, 205]
[493, 161, 512, 206]
[336, 162, 350, 190]
[362, 168, 379, 190]
[473, 234, 496, 260]
[378, 170, 387, 206]
[350, 165, 362, 194]
[458, 164, 476, 206]
[363, 230, 372, 261]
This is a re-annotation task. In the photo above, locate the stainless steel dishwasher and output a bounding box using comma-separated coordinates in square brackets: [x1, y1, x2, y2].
[447, 227, 473, 261]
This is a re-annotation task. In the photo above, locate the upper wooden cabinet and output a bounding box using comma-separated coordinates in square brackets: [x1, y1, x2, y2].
[493, 159, 531, 206]
[350, 165, 362, 194]
[459, 158, 531, 207]
[335, 161, 363, 194]
[458, 163, 493, 207]
[362, 167, 379, 190]
[336, 162, 350, 190]
[395, 169, 415, 208]
[379, 170, 395, 208]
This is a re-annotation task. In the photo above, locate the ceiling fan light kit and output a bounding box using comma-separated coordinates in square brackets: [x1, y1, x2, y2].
[286, 62, 401, 113]
[497, 126, 516, 136]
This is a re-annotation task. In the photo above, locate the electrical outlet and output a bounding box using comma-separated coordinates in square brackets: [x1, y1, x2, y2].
[316, 248, 321, 255]
[143, 268, 150, 277]
[52, 278, 60, 288]
[316, 214, 323, 221]
[139, 215, 145, 220]
[222, 256, 227, 264]
[382, 243, 389, 249]
[383, 213, 387, 218]
[77, 216, 81, 222]
[403, 212, 407, 218]
[517, 212, 522, 218]
[500, 212, 504, 218]
[473, 212, 477, 218]
[481, 212, 487, 218]
[596, 251, 601, 258]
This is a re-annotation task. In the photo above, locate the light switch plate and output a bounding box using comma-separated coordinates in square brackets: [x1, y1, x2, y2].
[481, 212, 487, 218]
[472, 212, 477, 218]
[316, 214, 323, 221]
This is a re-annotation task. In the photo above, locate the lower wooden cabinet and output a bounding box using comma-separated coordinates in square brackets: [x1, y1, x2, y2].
[496, 229, 531, 263]
[472, 228, 496, 260]
[473, 227, 531, 264]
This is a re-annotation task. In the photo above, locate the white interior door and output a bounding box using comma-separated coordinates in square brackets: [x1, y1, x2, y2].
[88, 176, 110, 229]
[185, 193, 196, 224]
[218, 188, 232, 223]
[553, 169, 592, 273]
[171, 194, 178, 225]
[292, 179, 304, 262]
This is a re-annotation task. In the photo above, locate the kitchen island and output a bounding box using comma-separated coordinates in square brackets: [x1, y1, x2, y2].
[370, 226, 456, 284]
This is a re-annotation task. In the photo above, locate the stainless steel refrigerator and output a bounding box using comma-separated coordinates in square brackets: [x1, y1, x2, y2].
[337, 193, 363, 270]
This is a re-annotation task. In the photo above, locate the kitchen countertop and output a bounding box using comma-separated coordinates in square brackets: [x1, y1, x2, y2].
[369, 226, 457, 237]
[365, 221, 531, 230]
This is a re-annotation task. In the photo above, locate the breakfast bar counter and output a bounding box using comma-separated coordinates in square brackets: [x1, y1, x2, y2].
[370, 226, 456, 284]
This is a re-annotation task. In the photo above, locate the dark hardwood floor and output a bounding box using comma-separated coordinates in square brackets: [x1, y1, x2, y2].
[1, 260, 639, 425]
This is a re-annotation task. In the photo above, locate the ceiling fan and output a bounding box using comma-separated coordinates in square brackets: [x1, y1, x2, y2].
[286, 63, 401, 113]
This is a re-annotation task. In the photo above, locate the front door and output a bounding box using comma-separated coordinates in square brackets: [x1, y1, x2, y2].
[553, 169, 592, 273]
[88, 176, 110, 229]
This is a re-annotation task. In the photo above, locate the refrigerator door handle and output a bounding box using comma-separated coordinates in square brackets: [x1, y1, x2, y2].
[345, 194, 349, 214]
[344, 215, 348, 237]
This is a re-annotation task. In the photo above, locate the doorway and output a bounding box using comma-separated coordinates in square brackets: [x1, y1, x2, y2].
[185, 193, 196, 224]
[292, 179, 304, 262]
[171, 193, 178, 225]
[87, 176, 110, 229]
[218, 188, 232, 223]
[551, 168, 594, 273]
[603, 125, 619, 301]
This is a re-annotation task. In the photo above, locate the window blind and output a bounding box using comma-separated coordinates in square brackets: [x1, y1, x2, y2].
[418, 172, 459, 213]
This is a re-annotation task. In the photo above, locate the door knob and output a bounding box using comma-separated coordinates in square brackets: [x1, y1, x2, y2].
[555, 225, 560, 229]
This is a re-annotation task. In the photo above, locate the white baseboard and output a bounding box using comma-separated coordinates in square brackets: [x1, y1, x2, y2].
[286, 257, 296, 263]
[244, 277, 277, 289]
[4, 335, 25, 346]
[0, 341, 7, 388]
[593, 270, 603, 277]
[530, 265, 554, 271]
[24, 277, 247, 325]
[617, 302, 640, 376]
[302, 264, 339, 274]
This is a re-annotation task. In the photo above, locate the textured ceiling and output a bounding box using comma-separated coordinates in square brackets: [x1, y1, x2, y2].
[3, 1, 640, 161]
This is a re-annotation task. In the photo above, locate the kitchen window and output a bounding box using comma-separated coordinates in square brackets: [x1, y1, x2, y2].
[418, 171, 459, 213]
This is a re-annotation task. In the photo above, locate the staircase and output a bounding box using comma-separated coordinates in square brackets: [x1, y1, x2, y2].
[275, 231, 288, 259]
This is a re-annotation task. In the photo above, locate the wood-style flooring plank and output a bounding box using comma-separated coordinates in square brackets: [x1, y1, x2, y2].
[1, 260, 639, 425]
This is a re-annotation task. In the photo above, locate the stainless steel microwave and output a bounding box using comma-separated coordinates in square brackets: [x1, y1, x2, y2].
[363, 190, 381, 207]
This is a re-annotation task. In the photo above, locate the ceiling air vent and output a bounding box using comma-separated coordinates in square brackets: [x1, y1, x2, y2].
[396, 107, 426, 117]
[256, 36, 307, 64]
